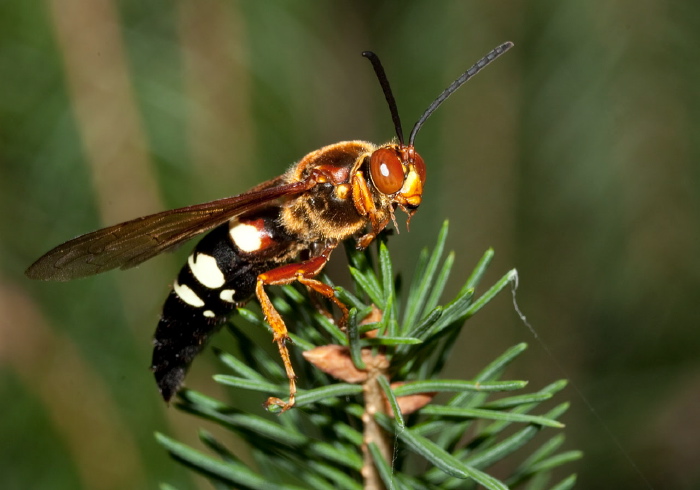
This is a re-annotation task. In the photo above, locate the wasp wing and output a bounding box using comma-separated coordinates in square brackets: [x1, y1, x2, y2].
[26, 178, 313, 281]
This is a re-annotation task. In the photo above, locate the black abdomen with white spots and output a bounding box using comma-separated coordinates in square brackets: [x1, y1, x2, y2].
[152, 206, 299, 401]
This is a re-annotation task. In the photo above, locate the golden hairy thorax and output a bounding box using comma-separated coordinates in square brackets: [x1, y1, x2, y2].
[280, 141, 390, 243]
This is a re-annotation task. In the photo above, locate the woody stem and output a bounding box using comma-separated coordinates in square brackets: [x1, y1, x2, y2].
[361, 362, 392, 490]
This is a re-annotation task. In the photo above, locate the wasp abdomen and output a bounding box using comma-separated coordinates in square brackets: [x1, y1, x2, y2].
[151, 208, 301, 401]
[152, 223, 260, 401]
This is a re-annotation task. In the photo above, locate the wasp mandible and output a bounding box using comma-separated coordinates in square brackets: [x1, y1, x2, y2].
[26, 42, 513, 411]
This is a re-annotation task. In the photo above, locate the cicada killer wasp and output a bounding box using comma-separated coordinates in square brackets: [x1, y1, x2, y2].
[26, 42, 513, 411]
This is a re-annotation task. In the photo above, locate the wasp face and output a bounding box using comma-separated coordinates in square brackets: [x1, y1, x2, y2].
[368, 144, 426, 210]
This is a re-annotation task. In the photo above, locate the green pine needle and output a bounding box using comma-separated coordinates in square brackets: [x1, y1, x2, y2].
[156, 221, 580, 489]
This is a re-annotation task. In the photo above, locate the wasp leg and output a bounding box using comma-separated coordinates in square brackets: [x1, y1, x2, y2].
[256, 248, 344, 411]
[307, 289, 335, 322]
[351, 171, 392, 249]
[297, 276, 349, 329]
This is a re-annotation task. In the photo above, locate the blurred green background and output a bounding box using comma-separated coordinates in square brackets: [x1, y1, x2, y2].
[2, 0, 699, 488]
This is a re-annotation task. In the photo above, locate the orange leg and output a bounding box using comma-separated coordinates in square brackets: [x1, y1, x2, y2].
[256, 247, 347, 411]
[351, 171, 391, 249]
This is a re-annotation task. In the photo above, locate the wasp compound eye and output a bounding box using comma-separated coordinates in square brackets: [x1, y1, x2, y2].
[370, 147, 404, 195]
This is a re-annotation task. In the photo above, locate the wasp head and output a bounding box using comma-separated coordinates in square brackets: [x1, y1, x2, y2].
[368, 144, 426, 215]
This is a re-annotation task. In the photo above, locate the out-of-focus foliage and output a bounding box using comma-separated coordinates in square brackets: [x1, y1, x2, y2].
[1, 1, 698, 489]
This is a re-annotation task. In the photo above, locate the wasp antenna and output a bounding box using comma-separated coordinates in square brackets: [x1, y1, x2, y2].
[362, 51, 405, 145]
[408, 41, 514, 146]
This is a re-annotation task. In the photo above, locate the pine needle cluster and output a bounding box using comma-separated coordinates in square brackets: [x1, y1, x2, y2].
[156, 221, 581, 489]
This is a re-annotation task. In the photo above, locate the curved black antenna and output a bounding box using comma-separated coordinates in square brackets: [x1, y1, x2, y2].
[408, 41, 514, 146]
[362, 51, 404, 145]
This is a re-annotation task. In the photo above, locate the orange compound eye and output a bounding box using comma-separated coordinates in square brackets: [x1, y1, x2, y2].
[412, 151, 426, 184]
[370, 148, 405, 195]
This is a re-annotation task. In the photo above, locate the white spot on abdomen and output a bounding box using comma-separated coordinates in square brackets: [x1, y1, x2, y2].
[173, 280, 205, 307]
[203, 310, 215, 318]
[219, 289, 236, 303]
[229, 222, 262, 252]
[188, 253, 225, 289]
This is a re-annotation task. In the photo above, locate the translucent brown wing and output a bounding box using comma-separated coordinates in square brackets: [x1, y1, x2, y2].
[26, 178, 314, 281]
